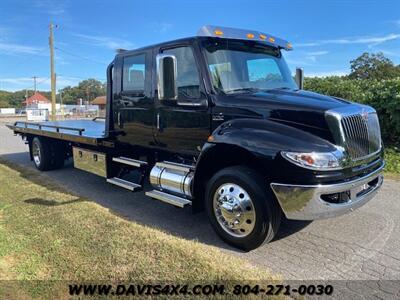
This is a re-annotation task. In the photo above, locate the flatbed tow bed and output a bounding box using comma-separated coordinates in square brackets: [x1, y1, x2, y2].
[7, 118, 107, 146]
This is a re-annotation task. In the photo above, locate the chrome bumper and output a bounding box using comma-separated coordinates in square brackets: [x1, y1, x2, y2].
[270, 164, 384, 220]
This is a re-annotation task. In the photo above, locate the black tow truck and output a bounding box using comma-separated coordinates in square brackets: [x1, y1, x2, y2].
[8, 26, 384, 250]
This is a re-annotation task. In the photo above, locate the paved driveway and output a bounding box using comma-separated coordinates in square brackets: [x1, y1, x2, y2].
[1, 122, 400, 282]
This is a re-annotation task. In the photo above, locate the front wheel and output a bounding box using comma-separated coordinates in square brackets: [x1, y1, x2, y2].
[205, 166, 281, 251]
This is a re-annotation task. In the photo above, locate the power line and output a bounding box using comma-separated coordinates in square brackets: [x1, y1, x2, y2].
[30, 77, 50, 90]
[1, 24, 110, 93]
[57, 74, 106, 81]
[23, 77, 50, 99]
[36, 77, 51, 86]
[55, 46, 108, 65]
[17, 77, 51, 93]
[3, 75, 104, 93]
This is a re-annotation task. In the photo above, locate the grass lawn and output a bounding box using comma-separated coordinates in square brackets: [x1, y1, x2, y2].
[0, 160, 277, 298]
[384, 147, 400, 180]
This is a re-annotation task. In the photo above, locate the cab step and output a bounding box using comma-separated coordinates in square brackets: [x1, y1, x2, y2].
[145, 190, 192, 208]
[112, 157, 148, 168]
[107, 177, 142, 191]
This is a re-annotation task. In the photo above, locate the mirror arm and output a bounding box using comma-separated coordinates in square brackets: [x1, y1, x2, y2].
[295, 67, 304, 90]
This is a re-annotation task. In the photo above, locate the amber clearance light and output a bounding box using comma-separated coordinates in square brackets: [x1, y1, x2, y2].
[246, 33, 255, 39]
[259, 34, 267, 40]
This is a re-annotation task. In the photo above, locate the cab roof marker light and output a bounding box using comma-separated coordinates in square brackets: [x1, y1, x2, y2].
[197, 25, 293, 50]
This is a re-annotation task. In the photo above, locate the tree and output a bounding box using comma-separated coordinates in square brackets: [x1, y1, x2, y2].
[349, 52, 400, 80]
[0, 91, 13, 108]
[0, 79, 105, 108]
[60, 79, 106, 104]
[0, 90, 50, 108]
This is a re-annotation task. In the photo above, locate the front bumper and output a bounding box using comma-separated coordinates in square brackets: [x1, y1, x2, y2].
[270, 163, 384, 220]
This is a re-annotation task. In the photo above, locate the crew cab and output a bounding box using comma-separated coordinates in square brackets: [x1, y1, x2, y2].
[8, 25, 384, 250]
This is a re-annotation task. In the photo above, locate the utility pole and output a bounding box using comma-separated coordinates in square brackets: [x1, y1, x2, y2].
[32, 76, 38, 94]
[59, 89, 64, 118]
[49, 23, 56, 120]
[54, 73, 57, 116]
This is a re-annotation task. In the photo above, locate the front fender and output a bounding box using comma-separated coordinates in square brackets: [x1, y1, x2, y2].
[208, 118, 337, 157]
[190, 119, 337, 213]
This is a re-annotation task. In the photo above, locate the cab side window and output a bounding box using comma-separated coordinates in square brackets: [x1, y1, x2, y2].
[122, 54, 146, 93]
[162, 46, 201, 99]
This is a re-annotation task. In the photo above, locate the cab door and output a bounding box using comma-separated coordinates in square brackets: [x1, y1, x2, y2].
[113, 50, 154, 147]
[154, 43, 210, 155]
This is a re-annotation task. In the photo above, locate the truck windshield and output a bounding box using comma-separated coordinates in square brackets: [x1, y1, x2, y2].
[202, 39, 297, 94]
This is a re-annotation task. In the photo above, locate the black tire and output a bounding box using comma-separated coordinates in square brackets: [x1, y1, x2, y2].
[205, 166, 281, 251]
[31, 137, 65, 171]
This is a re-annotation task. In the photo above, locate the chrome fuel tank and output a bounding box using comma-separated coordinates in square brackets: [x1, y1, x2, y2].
[149, 161, 194, 198]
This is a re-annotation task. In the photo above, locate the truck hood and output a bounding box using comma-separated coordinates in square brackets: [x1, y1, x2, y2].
[213, 89, 351, 140]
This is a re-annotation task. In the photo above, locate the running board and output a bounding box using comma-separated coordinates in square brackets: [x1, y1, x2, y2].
[107, 177, 141, 191]
[112, 157, 148, 168]
[145, 190, 192, 208]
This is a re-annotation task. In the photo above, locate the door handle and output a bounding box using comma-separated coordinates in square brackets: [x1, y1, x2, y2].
[156, 113, 161, 131]
[117, 112, 123, 128]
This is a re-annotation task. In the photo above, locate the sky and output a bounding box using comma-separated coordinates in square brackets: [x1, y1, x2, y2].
[0, 0, 399, 92]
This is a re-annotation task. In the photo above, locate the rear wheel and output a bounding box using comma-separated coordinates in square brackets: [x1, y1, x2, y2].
[206, 166, 281, 251]
[31, 137, 65, 171]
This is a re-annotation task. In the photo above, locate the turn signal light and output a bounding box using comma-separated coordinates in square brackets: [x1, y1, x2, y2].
[300, 154, 315, 165]
[281, 151, 342, 170]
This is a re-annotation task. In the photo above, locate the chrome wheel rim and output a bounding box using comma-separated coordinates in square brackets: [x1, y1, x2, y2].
[213, 183, 256, 238]
[32, 141, 41, 166]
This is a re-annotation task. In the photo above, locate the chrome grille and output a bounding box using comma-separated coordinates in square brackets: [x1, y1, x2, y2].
[366, 113, 381, 153]
[325, 105, 382, 161]
[341, 112, 381, 159]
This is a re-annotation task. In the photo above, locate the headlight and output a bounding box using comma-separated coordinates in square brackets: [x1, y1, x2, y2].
[281, 150, 344, 170]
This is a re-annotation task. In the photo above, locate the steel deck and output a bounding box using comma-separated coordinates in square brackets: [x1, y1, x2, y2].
[7, 119, 107, 146]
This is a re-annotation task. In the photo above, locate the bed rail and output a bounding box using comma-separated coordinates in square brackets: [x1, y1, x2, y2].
[15, 121, 85, 136]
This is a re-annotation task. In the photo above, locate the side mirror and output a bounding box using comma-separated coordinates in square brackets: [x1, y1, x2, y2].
[157, 54, 178, 100]
[295, 67, 304, 90]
